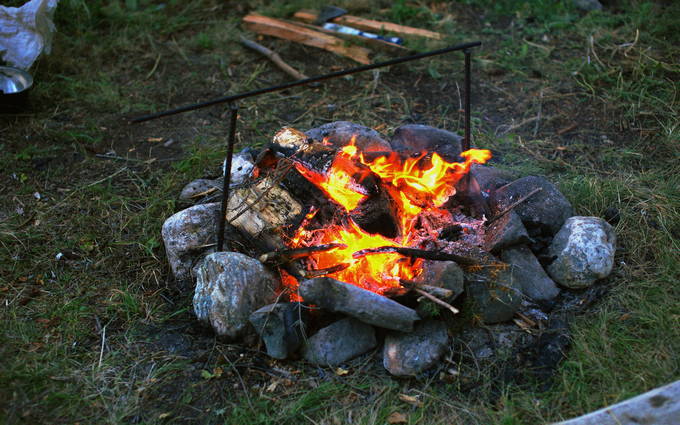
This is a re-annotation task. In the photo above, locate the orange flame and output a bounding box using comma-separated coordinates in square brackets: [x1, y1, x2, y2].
[287, 136, 491, 295]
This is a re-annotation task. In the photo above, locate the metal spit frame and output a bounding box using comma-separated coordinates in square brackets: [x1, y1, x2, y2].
[131, 41, 482, 251]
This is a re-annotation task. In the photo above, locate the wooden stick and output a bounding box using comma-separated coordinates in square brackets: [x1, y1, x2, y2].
[414, 288, 459, 314]
[243, 14, 372, 64]
[352, 246, 478, 266]
[300, 263, 350, 279]
[240, 36, 309, 80]
[400, 279, 454, 299]
[487, 187, 542, 225]
[291, 20, 408, 53]
[294, 10, 444, 40]
[259, 243, 346, 264]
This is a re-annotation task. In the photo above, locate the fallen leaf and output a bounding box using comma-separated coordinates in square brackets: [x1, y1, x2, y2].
[212, 367, 223, 378]
[266, 381, 278, 392]
[398, 394, 423, 407]
[158, 412, 170, 419]
[387, 412, 408, 424]
[334, 367, 349, 376]
[147, 137, 164, 142]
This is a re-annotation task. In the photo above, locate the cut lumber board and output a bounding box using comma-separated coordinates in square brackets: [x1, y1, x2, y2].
[243, 14, 372, 65]
[294, 10, 444, 40]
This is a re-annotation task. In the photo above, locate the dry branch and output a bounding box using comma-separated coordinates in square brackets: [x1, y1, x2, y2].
[240, 36, 308, 80]
[414, 288, 460, 314]
[243, 14, 372, 64]
[399, 279, 454, 299]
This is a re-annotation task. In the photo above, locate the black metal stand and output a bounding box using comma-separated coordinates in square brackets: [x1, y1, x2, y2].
[216, 103, 239, 252]
[464, 49, 472, 152]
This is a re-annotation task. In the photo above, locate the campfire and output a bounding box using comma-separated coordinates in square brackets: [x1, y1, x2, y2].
[162, 121, 616, 376]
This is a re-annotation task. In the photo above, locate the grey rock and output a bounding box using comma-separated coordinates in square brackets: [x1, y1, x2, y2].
[180, 178, 221, 201]
[303, 318, 376, 365]
[299, 278, 420, 331]
[572, 0, 602, 12]
[227, 151, 256, 186]
[456, 327, 494, 360]
[547, 216, 616, 288]
[484, 210, 530, 253]
[466, 264, 522, 324]
[193, 252, 278, 339]
[490, 176, 574, 236]
[551, 380, 680, 425]
[305, 121, 391, 152]
[390, 124, 463, 160]
[414, 260, 465, 299]
[162, 203, 220, 288]
[249, 302, 307, 360]
[383, 320, 449, 376]
[469, 164, 517, 195]
[501, 245, 560, 301]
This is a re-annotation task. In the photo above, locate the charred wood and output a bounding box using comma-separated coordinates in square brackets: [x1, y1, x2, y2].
[352, 246, 479, 266]
[258, 243, 347, 265]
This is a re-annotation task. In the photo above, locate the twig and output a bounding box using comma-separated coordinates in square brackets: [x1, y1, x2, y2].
[145, 53, 162, 79]
[533, 89, 543, 137]
[352, 246, 478, 266]
[414, 288, 459, 314]
[486, 187, 542, 225]
[240, 36, 308, 80]
[400, 279, 454, 299]
[98, 325, 107, 369]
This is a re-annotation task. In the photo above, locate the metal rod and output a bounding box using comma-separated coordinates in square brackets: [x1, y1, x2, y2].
[463, 49, 471, 152]
[131, 41, 481, 123]
[216, 103, 239, 252]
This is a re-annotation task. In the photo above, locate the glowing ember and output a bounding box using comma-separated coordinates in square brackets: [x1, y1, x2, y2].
[288, 136, 491, 295]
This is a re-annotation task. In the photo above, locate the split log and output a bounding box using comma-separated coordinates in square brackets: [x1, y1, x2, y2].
[299, 277, 420, 331]
[293, 10, 444, 40]
[243, 14, 372, 64]
[226, 177, 302, 250]
[352, 246, 479, 266]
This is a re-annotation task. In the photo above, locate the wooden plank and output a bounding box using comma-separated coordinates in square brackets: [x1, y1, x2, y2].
[294, 9, 444, 40]
[243, 14, 372, 65]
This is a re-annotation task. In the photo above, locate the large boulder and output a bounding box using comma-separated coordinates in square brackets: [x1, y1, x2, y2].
[383, 320, 449, 376]
[305, 121, 391, 152]
[303, 318, 376, 366]
[490, 176, 574, 236]
[193, 252, 278, 339]
[547, 216, 616, 288]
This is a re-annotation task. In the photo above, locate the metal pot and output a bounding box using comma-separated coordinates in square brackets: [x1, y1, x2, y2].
[0, 66, 33, 113]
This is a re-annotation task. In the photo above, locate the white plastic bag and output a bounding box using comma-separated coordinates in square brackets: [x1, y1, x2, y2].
[0, 0, 59, 70]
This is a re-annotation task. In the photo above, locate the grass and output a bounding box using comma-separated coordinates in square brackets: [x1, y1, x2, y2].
[1, 0, 678, 424]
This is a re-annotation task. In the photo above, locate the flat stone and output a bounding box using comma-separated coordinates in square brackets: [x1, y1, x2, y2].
[390, 124, 462, 160]
[193, 252, 278, 339]
[299, 278, 420, 331]
[305, 121, 391, 152]
[484, 210, 530, 253]
[547, 216, 616, 288]
[465, 262, 522, 324]
[490, 176, 574, 236]
[501, 245, 560, 301]
[572, 0, 602, 12]
[552, 380, 680, 425]
[303, 318, 376, 366]
[383, 320, 449, 376]
[250, 302, 307, 360]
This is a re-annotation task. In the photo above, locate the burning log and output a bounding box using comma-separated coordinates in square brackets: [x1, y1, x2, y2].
[227, 177, 302, 250]
[352, 246, 479, 266]
[259, 243, 347, 265]
[349, 174, 401, 238]
[300, 263, 351, 279]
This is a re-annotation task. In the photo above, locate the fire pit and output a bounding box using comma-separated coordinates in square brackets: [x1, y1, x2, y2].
[161, 121, 617, 376]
